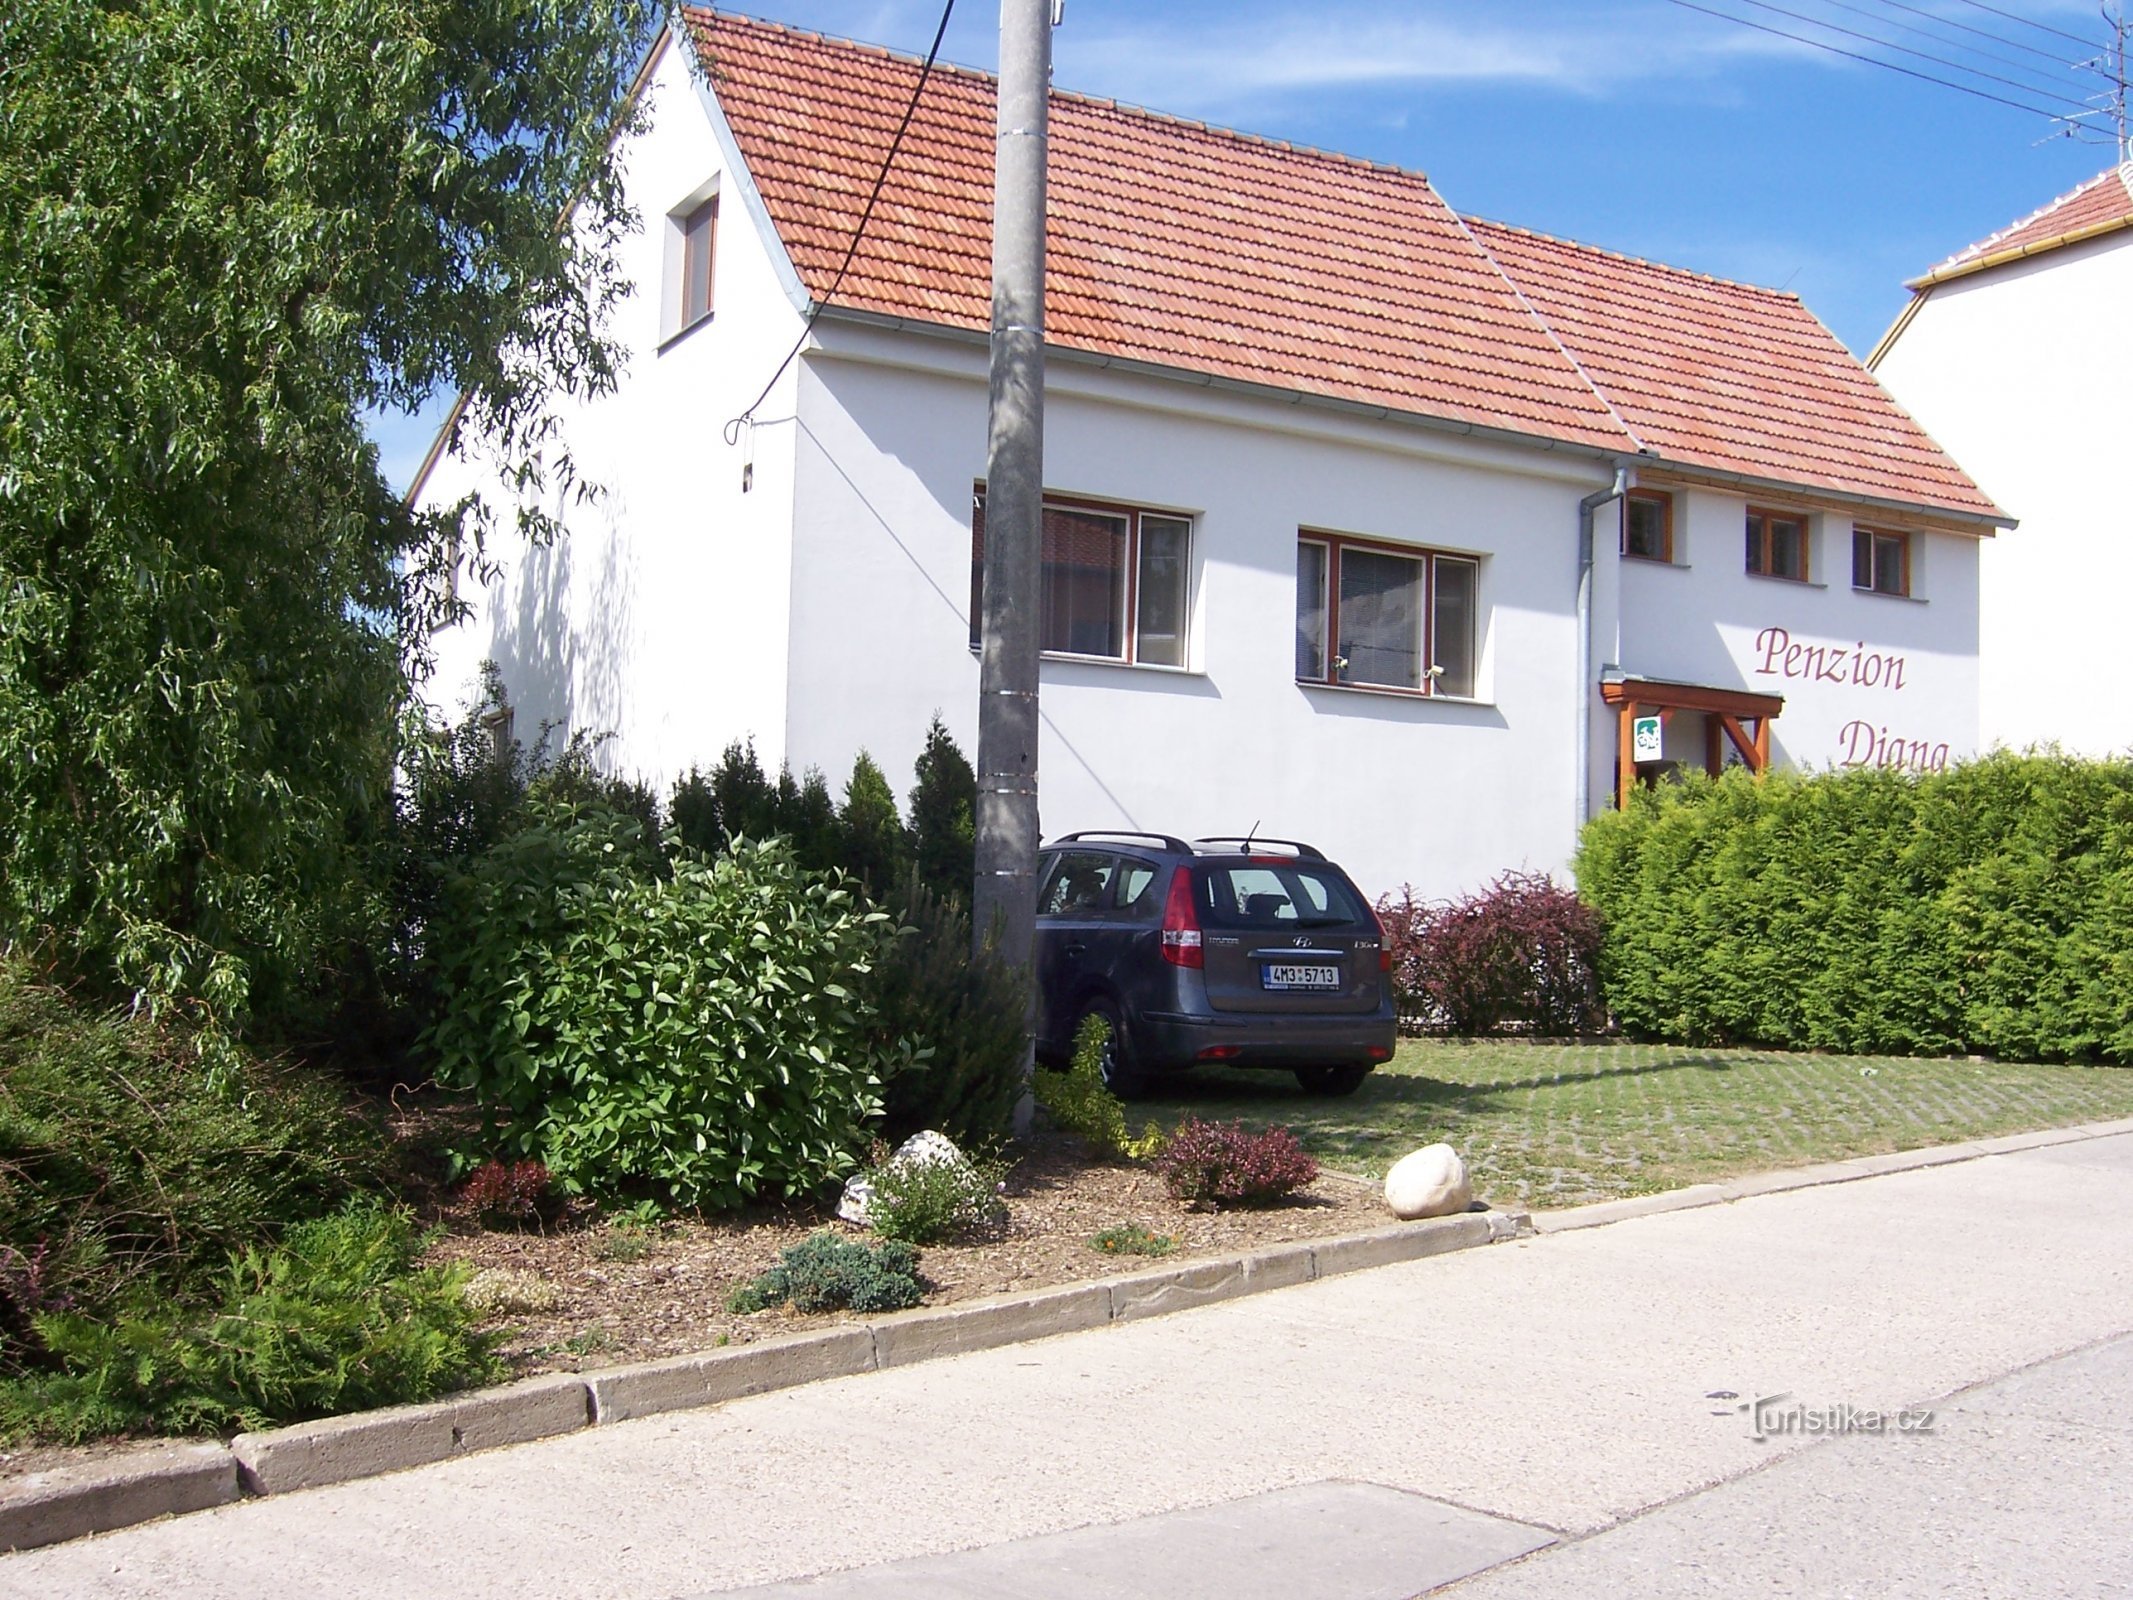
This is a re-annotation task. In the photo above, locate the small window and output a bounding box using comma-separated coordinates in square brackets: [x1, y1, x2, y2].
[970, 493, 1194, 667]
[1623, 491, 1672, 563]
[665, 195, 717, 340]
[1036, 852, 1117, 917]
[1853, 527, 1910, 596]
[1199, 863, 1368, 929]
[1114, 861, 1160, 916]
[1294, 534, 1477, 698]
[1746, 508, 1808, 581]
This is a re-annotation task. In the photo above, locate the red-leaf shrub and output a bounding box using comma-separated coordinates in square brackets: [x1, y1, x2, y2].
[458, 1159, 554, 1226]
[1153, 1120, 1319, 1207]
[1377, 872, 1606, 1036]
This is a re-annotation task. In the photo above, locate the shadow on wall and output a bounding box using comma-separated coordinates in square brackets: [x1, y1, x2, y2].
[483, 496, 641, 767]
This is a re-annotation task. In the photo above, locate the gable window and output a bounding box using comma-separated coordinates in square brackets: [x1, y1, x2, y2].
[679, 196, 717, 329]
[1622, 490, 1673, 563]
[1295, 533, 1477, 698]
[1852, 527, 1911, 596]
[1745, 507, 1808, 581]
[970, 492, 1193, 667]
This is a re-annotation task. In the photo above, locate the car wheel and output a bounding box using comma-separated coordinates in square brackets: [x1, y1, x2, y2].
[1295, 1063, 1371, 1097]
[1081, 997, 1151, 1101]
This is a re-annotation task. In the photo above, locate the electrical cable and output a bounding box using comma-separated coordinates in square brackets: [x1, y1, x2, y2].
[1945, 0, 2104, 49]
[1710, 0, 2100, 111]
[1812, 0, 2099, 98]
[723, 0, 958, 448]
[1663, 0, 2098, 119]
[1848, 0, 2091, 68]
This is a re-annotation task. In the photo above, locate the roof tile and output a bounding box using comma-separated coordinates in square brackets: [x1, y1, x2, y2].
[1923, 163, 2133, 283]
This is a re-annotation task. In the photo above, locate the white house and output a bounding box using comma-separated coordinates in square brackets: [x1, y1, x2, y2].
[1870, 161, 2133, 758]
[414, 9, 2007, 900]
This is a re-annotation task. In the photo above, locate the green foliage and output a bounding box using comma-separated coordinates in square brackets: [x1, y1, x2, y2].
[1037, 1018, 1165, 1160]
[839, 753, 910, 892]
[670, 742, 841, 872]
[865, 1149, 1007, 1245]
[1575, 755, 2133, 1060]
[0, 0, 658, 1034]
[0, 960, 384, 1355]
[872, 872, 1030, 1144]
[422, 808, 912, 1209]
[908, 714, 977, 901]
[728, 1233, 923, 1316]
[1089, 1223, 1176, 1258]
[0, 1204, 497, 1444]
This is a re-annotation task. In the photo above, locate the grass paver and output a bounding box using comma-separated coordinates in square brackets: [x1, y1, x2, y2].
[1127, 1040, 2133, 1210]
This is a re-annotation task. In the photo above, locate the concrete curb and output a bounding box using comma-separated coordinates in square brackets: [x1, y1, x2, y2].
[1531, 1115, 2133, 1234]
[20, 1113, 2129, 1554]
[0, 1206, 1522, 1554]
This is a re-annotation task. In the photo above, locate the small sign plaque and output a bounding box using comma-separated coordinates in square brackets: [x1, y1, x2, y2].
[1632, 715, 1664, 763]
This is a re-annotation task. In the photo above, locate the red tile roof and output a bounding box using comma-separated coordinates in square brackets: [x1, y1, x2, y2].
[1918, 163, 2133, 286]
[684, 9, 2001, 523]
[1465, 219, 1999, 518]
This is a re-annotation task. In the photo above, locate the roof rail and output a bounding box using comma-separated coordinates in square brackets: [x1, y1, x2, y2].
[1192, 836, 1327, 861]
[1051, 829, 1194, 853]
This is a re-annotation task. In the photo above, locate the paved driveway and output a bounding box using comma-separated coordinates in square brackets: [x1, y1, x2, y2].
[6, 1133, 2130, 1599]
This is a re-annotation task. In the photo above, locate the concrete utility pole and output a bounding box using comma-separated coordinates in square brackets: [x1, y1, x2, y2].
[973, 0, 1052, 990]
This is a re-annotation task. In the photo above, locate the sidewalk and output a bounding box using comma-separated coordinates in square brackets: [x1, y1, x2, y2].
[6, 1132, 2130, 1599]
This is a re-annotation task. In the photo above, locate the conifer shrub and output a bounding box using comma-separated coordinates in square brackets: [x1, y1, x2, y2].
[1575, 754, 2133, 1060]
[724, 1233, 923, 1315]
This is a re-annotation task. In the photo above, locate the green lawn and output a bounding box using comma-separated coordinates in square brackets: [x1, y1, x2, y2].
[1127, 1040, 2133, 1210]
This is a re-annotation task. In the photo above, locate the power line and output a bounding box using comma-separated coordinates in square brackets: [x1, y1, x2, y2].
[1945, 0, 2103, 49]
[1851, 0, 2091, 68]
[1717, 0, 2100, 111]
[1662, 0, 2097, 121]
[1812, 0, 2097, 98]
[724, 0, 959, 447]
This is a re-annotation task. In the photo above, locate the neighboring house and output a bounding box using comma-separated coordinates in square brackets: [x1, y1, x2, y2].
[414, 9, 2007, 899]
[1871, 162, 2133, 758]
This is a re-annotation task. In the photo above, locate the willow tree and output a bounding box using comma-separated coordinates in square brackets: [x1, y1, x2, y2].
[0, 0, 658, 1032]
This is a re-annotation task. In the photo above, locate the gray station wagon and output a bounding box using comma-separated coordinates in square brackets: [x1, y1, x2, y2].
[1031, 832, 1397, 1098]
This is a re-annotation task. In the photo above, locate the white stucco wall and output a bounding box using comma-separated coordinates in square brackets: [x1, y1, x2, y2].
[1872, 230, 2133, 756]
[415, 35, 808, 779]
[1611, 486, 1981, 775]
[786, 322, 1626, 901]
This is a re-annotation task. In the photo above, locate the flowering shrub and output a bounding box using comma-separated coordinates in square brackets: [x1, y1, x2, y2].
[1153, 1120, 1319, 1208]
[458, 1160, 554, 1227]
[1377, 872, 1606, 1036]
[865, 1144, 1007, 1245]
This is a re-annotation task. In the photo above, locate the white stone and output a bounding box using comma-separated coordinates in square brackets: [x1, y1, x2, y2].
[1384, 1144, 1472, 1220]
[839, 1131, 969, 1225]
[836, 1174, 876, 1226]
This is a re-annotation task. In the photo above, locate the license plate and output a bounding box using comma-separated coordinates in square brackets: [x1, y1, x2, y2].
[1262, 963, 1341, 991]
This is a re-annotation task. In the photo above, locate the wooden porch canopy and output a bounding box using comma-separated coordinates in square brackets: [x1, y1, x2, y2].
[1600, 677, 1784, 809]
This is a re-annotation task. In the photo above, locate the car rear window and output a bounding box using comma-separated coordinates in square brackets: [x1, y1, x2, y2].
[1198, 862, 1368, 929]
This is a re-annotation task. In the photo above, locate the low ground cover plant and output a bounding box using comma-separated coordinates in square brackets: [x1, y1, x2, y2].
[725, 1233, 924, 1315]
[1036, 1017, 1167, 1160]
[1377, 872, 1606, 1036]
[1089, 1223, 1176, 1257]
[1154, 1119, 1320, 1208]
[864, 1144, 1007, 1245]
[1577, 755, 2133, 1059]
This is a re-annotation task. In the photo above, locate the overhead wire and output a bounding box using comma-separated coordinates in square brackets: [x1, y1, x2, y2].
[723, 0, 959, 448]
[1944, 0, 2105, 49]
[1662, 0, 2101, 121]
[1849, 0, 2093, 68]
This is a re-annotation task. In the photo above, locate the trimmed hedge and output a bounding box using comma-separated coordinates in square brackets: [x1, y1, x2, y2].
[1574, 754, 2133, 1061]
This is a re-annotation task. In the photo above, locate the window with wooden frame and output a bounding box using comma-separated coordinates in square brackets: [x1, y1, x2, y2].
[969, 491, 1192, 667]
[1745, 507, 1808, 581]
[1622, 490, 1673, 563]
[1295, 533, 1478, 698]
[1852, 526, 1911, 596]
[676, 196, 717, 332]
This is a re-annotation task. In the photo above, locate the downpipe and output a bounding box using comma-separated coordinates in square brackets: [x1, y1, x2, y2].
[1575, 466, 1632, 840]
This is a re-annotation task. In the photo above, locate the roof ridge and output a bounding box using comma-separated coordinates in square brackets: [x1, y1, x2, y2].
[683, 5, 1435, 186]
[1454, 213, 1647, 455]
[1934, 161, 2133, 271]
[1463, 214, 1803, 302]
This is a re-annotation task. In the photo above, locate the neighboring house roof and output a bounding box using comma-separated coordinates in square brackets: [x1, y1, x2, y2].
[1465, 219, 2000, 520]
[1913, 163, 2133, 288]
[684, 9, 2002, 523]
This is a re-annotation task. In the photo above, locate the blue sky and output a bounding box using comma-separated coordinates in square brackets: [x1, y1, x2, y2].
[368, 0, 2126, 489]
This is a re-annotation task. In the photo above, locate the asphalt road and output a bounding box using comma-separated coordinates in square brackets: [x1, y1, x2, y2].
[7, 1132, 2130, 1599]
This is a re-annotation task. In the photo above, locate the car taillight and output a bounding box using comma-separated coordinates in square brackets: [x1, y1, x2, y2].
[1369, 903, 1392, 973]
[1160, 866, 1203, 968]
